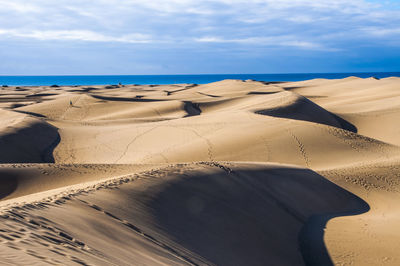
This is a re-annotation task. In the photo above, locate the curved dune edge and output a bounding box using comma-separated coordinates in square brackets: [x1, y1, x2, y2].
[0, 160, 398, 265]
[1, 78, 400, 265]
[0, 110, 59, 163]
[0, 162, 369, 265]
[0, 164, 161, 202]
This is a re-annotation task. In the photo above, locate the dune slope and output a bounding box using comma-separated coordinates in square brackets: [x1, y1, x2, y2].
[0, 163, 369, 265]
[0, 78, 400, 265]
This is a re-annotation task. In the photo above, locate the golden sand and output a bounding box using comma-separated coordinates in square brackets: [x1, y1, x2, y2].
[0, 78, 399, 265]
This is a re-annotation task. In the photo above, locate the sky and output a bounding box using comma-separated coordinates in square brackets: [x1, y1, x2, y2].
[0, 0, 399, 75]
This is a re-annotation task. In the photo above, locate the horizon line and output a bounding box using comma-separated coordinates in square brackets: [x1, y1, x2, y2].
[1, 71, 400, 77]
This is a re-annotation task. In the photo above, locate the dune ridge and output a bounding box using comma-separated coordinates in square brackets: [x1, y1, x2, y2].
[0, 78, 400, 265]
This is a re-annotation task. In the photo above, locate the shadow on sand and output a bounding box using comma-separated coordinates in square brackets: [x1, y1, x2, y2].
[138, 165, 369, 265]
[256, 95, 358, 133]
[0, 172, 18, 200]
[90, 94, 166, 102]
[0, 164, 369, 265]
[0, 120, 60, 163]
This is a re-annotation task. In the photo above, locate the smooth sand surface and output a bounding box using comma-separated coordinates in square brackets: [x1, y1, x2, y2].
[0, 78, 399, 265]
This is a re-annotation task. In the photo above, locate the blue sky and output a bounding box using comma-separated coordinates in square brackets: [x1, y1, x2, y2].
[0, 0, 399, 75]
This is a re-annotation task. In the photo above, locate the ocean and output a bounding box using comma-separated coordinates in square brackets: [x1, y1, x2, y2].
[0, 73, 399, 86]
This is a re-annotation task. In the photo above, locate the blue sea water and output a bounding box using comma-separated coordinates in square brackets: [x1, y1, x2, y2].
[0, 73, 399, 86]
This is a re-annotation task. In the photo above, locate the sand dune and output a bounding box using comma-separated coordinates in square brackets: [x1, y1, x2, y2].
[0, 110, 59, 163]
[0, 78, 400, 265]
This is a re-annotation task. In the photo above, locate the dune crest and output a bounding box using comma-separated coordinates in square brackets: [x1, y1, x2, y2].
[0, 78, 400, 265]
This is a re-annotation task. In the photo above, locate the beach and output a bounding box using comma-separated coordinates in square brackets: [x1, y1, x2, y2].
[1, 77, 400, 265]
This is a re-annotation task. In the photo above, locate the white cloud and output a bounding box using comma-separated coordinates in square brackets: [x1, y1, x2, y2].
[194, 35, 333, 50]
[0, 0, 398, 50]
[0, 29, 153, 43]
[0, 0, 42, 13]
[362, 27, 400, 37]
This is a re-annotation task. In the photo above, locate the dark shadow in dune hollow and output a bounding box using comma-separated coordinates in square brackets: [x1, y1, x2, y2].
[68, 87, 98, 93]
[247, 91, 280, 95]
[197, 91, 221, 98]
[0, 172, 18, 200]
[26, 93, 58, 98]
[183, 101, 201, 117]
[282, 86, 304, 90]
[255, 96, 357, 133]
[90, 94, 166, 102]
[331, 113, 358, 133]
[13, 110, 47, 118]
[164, 84, 198, 96]
[299, 205, 369, 266]
[0, 121, 60, 163]
[41, 133, 61, 163]
[261, 81, 285, 85]
[141, 167, 369, 265]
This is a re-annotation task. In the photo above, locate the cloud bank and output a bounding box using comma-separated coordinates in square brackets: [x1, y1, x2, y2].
[0, 0, 399, 74]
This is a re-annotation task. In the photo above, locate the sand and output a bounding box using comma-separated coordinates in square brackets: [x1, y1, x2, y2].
[0, 78, 399, 265]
